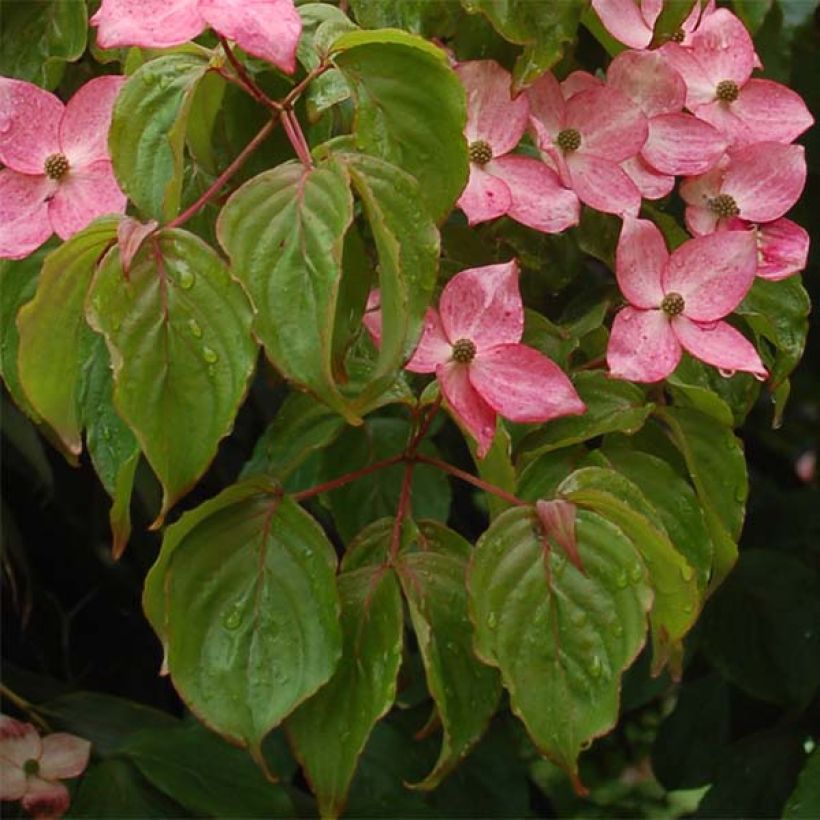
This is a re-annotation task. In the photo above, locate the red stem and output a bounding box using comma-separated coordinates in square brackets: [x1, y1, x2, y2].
[218, 37, 281, 113]
[389, 461, 415, 561]
[292, 454, 404, 502]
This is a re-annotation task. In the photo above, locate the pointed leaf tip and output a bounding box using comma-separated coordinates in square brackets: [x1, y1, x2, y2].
[536, 498, 584, 574]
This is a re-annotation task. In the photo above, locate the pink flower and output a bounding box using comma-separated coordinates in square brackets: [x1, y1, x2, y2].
[528, 71, 647, 216]
[0, 714, 91, 819]
[606, 50, 726, 199]
[607, 217, 766, 383]
[660, 10, 812, 148]
[0, 76, 126, 260]
[679, 142, 806, 237]
[91, 0, 302, 74]
[743, 218, 809, 281]
[363, 261, 586, 457]
[456, 61, 579, 234]
[590, 0, 713, 49]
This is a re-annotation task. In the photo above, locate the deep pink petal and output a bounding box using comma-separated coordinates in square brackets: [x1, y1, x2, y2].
[437, 362, 497, 458]
[591, 0, 654, 48]
[21, 777, 70, 820]
[664, 230, 757, 320]
[405, 309, 451, 373]
[561, 71, 602, 99]
[38, 734, 91, 781]
[0, 716, 42, 767]
[658, 42, 717, 108]
[59, 76, 126, 168]
[48, 160, 127, 240]
[672, 316, 767, 379]
[607, 307, 681, 383]
[622, 155, 675, 200]
[753, 218, 810, 281]
[526, 72, 566, 141]
[362, 289, 382, 346]
[456, 60, 529, 155]
[566, 152, 642, 216]
[0, 79, 62, 174]
[199, 0, 302, 74]
[566, 86, 648, 162]
[687, 8, 755, 88]
[642, 112, 727, 176]
[468, 343, 586, 423]
[688, 99, 743, 145]
[457, 165, 512, 225]
[616, 216, 667, 309]
[607, 50, 686, 117]
[490, 155, 580, 234]
[90, 0, 204, 48]
[439, 260, 523, 350]
[723, 142, 806, 224]
[0, 170, 55, 260]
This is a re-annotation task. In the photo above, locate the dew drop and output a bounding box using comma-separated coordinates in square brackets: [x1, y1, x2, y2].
[202, 345, 219, 364]
[222, 606, 243, 630]
[178, 267, 195, 289]
[486, 611, 498, 630]
[679, 563, 694, 582]
[102, 427, 112, 442]
[718, 368, 736, 379]
[615, 569, 629, 589]
[752, 371, 767, 383]
[682, 602, 694, 614]
[187, 317, 202, 338]
[587, 655, 603, 678]
[611, 621, 623, 637]
[699, 320, 719, 331]
[629, 562, 643, 583]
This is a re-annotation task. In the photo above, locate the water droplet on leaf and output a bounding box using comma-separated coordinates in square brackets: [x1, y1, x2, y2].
[486, 611, 497, 629]
[223, 606, 243, 630]
[187, 318, 202, 338]
[587, 655, 602, 678]
[177, 267, 195, 289]
[202, 346, 218, 364]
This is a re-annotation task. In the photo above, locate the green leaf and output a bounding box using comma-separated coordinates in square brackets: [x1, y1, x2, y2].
[557, 467, 699, 676]
[0, 0, 87, 89]
[216, 159, 358, 421]
[470, 423, 516, 519]
[518, 371, 653, 463]
[397, 520, 502, 789]
[651, 0, 698, 45]
[287, 567, 403, 818]
[124, 722, 293, 817]
[785, 749, 820, 819]
[186, 70, 227, 176]
[110, 51, 211, 221]
[163, 483, 342, 752]
[469, 507, 652, 782]
[333, 28, 468, 222]
[575, 207, 621, 269]
[461, 0, 584, 89]
[86, 228, 256, 521]
[17, 218, 119, 455]
[350, 0, 463, 36]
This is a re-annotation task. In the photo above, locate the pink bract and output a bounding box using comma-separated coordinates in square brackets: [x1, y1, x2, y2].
[0, 76, 126, 259]
[528, 71, 647, 216]
[726, 216, 810, 281]
[607, 217, 766, 383]
[590, 0, 663, 49]
[90, 0, 301, 74]
[456, 61, 579, 234]
[363, 261, 586, 457]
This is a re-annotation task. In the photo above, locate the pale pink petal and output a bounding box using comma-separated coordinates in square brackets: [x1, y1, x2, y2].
[38, 735, 91, 781]
[754, 218, 809, 281]
[723, 142, 806, 224]
[362, 289, 382, 345]
[658, 42, 717, 108]
[526, 72, 566, 141]
[456, 61, 529, 155]
[681, 0, 715, 36]
[60, 76, 126, 168]
[0, 758, 26, 800]
[641, 0, 664, 30]
[90, 0, 204, 49]
[688, 98, 743, 145]
[439, 260, 523, 350]
[117, 216, 158, 276]
[616, 216, 667, 308]
[687, 9, 755, 88]
[437, 361, 497, 458]
[457, 165, 512, 225]
[0, 79, 63, 174]
[0, 716, 41, 767]
[405, 309, 451, 373]
[679, 165, 724, 235]
[566, 152, 642, 216]
[0, 170, 55, 260]
[21, 777, 70, 820]
[672, 316, 767, 379]
[490, 155, 580, 234]
[664, 230, 757, 320]
[684, 205, 720, 237]
[622, 155, 675, 200]
[561, 71, 602, 99]
[608, 307, 681, 383]
[566, 86, 648, 162]
[591, 0, 654, 48]
[48, 159, 127, 240]
[607, 50, 686, 117]
[468, 343, 586, 423]
[199, 0, 302, 74]
[642, 112, 727, 175]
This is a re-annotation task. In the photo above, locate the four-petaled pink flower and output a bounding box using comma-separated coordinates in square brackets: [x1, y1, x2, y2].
[607, 217, 767, 383]
[591, 0, 713, 50]
[456, 60, 579, 235]
[363, 261, 586, 457]
[0, 714, 91, 819]
[91, 0, 302, 74]
[0, 76, 126, 260]
[528, 71, 648, 216]
[725, 217, 809, 282]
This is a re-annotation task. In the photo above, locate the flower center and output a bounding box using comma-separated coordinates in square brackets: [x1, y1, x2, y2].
[715, 79, 740, 103]
[661, 292, 685, 317]
[23, 759, 40, 777]
[468, 140, 493, 166]
[44, 152, 70, 180]
[451, 338, 477, 364]
[556, 128, 582, 152]
[708, 193, 740, 218]
[670, 28, 686, 42]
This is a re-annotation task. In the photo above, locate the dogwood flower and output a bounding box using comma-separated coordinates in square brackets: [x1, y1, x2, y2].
[0, 76, 126, 259]
[456, 61, 579, 234]
[723, 217, 809, 281]
[363, 261, 586, 457]
[607, 217, 766, 383]
[679, 142, 806, 237]
[91, 0, 301, 74]
[528, 71, 647, 216]
[0, 714, 91, 819]
[591, 0, 714, 50]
